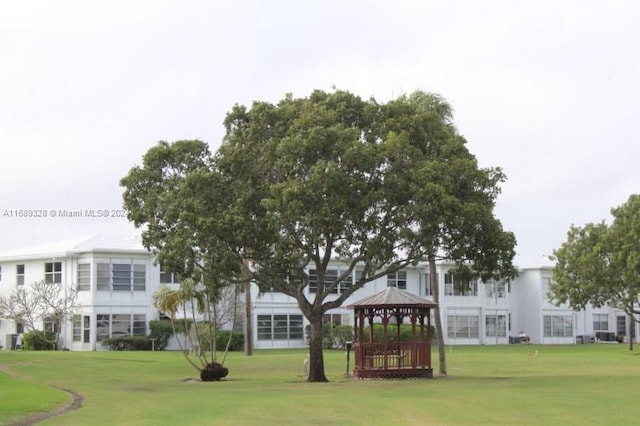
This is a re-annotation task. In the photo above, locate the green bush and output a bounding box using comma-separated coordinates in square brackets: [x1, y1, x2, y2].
[22, 330, 57, 350]
[148, 319, 243, 351]
[149, 320, 173, 350]
[195, 324, 244, 352]
[101, 336, 153, 351]
[215, 330, 245, 351]
[305, 322, 354, 349]
[359, 323, 436, 342]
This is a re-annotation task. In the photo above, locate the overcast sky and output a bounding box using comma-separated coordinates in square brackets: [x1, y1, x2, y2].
[1, 0, 638, 261]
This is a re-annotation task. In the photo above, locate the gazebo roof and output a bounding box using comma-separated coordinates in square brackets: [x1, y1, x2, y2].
[348, 286, 437, 309]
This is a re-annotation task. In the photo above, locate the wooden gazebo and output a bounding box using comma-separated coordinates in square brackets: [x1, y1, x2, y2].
[347, 286, 437, 379]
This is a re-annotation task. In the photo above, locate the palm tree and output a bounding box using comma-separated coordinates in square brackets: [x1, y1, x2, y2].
[153, 277, 234, 381]
[153, 283, 202, 372]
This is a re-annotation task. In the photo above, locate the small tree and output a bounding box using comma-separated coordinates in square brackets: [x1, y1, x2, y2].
[0, 280, 78, 349]
[153, 279, 242, 381]
[122, 140, 246, 380]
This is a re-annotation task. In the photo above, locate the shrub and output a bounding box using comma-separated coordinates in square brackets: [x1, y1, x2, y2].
[195, 324, 244, 352]
[360, 324, 436, 342]
[22, 330, 57, 350]
[148, 319, 244, 352]
[102, 336, 153, 351]
[149, 320, 173, 350]
[305, 322, 354, 349]
[215, 330, 244, 351]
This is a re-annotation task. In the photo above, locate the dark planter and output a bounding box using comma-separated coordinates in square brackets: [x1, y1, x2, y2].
[200, 362, 229, 382]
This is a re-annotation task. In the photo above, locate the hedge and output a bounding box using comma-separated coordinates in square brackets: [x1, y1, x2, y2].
[101, 336, 154, 351]
[22, 330, 57, 350]
[305, 322, 354, 349]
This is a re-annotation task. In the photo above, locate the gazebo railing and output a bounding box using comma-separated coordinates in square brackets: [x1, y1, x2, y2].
[355, 341, 430, 370]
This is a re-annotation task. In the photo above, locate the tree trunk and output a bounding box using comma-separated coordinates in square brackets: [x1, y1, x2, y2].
[429, 257, 447, 375]
[628, 311, 635, 351]
[307, 313, 328, 382]
[244, 279, 253, 356]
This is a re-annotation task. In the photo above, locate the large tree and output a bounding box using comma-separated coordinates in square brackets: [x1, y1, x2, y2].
[551, 194, 640, 350]
[121, 89, 514, 382]
[216, 89, 516, 380]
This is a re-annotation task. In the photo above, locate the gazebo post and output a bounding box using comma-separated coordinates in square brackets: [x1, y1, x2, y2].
[382, 308, 389, 370]
[368, 313, 374, 343]
[411, 312, 418, 369]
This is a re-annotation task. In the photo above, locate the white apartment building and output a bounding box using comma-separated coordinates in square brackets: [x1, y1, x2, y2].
[0, 235, 631, 350]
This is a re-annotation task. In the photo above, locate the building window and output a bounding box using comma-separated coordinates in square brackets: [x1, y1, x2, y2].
[485, 315, 507, 337]
[44, 316, 58, 333]
[257, 314, 304, 340]
[45, 262, 62, 284]
[97, 263, 110, 290]
[543, 315, 573, 337]
[485, 280, 506, 299]
[132, 314, 146, 335]
[112, 264, 132, 291]
[308, 269, 352, 294]
[96, 262, 146, 291]
[593, 313, 608, 331]
[73, 315, 91, 343]
[447, 315, 479, 338]
[83, 316, 90, 342]
[323, 313, 349, 325]
[111, 314, 131, 336]
[289, 315, 304, 339]
[96, 314, 147, 341]
[423, 273, 432, 296]
[17, 264, 25, 285]
[340, 271, 353, 294]
[257, 315, 272, 340]
[444, 273, 453, 295]
[160, 265, 179, 284]
[133, 265, 145, 291]
[73, 316, 81, 342]
[617, 316, 626, 337]
[387, 270, 407, 289]
[444, 273, 478, 296]
[324, 313, 340, 325]
[542, 277, 551, 295]
[96, 314, 110, 342]
[273, 315, 289, 339]
[77, 263, 90, 291]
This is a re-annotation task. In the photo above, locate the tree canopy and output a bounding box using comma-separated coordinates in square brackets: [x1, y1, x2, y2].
[121, 89, 516, 381]
[551, 194, 640, 349]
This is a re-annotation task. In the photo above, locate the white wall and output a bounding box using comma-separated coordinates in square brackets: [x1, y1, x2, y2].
[5, 240, 635, 351]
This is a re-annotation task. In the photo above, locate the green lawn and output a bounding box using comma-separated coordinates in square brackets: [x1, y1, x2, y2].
[1, 344, 640, 425]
